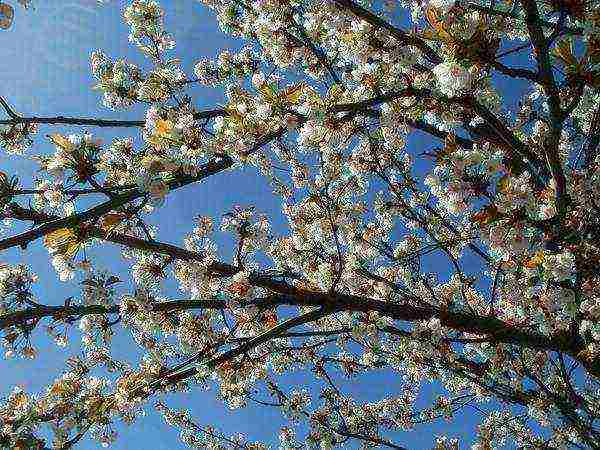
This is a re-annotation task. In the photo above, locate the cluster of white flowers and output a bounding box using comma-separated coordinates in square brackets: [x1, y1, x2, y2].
[45, 132, 101, 180]
[137, 62, 186, 102]
[0, 123, 37, 155]
[130, 252, 169, 288]
[432, 61, 471, 97]
[541, 251, 576, 282]
[123, 0, 174, 54]
[424, 147, 503, 216]
[91, 51, 142, 109]
[0, 262, 36, 300]
[428, 0, 456, 13]
[281, 389, 311, 421]
[193, 47, 259, 86]
[51, 254, 77, 282]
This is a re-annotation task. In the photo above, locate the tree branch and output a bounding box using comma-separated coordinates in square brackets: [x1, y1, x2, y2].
[12, 203, 593, 376]
[520, 0, 568, 214]
[0, 157, 233, 252]
[0, 96, 19, 119]
[489, 60, 540, 82]
[0, 108, 226, 128]
[332, 0, 441, 64]
[152, 307, 335, 387]
[0, 299, 228, 331]
[459, 1, 583, 35]
[286, 16, 342, 85]
[584, 102, 600, 166]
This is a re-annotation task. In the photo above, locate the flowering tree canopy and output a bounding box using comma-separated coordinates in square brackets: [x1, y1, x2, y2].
[1, 0, 600, 448]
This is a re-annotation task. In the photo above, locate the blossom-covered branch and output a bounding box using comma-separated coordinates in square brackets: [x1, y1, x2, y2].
[2, 0, 600, 448]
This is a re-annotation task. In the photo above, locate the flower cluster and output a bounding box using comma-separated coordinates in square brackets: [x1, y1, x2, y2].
[193, 46, 259, 86]
[0, 370, 117, 448]
[137, 61, 185, 102]
[432, 61, 472, 98]
[42, 132, 103, 182]
[91, 51, 142, 109]
[123, 0, 174, 55]
[156, 402, 268, 449]
[0, 123, 37, 155]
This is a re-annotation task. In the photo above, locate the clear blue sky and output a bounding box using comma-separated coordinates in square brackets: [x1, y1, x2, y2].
[0, 1, 518, 448]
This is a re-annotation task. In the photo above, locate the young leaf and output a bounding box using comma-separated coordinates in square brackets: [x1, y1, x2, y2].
[0, 3, 14, 30]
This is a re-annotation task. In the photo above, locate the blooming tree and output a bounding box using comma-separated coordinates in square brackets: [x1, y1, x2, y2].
[1, 0, 600, 448]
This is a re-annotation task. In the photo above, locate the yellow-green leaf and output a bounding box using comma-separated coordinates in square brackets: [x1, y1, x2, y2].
[553, 39, 578, 68]
[48, 134, 75, 152]
[470, 204, 501, 226]
[43, 228, 81, 258]
[0, 3, 14, 30]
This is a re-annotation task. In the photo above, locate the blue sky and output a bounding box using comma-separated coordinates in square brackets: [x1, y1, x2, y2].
[0, 1, 530, 448]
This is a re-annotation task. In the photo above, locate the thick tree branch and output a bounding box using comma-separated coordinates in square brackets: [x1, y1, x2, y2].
[520, 0, 568, 214]
[6, 202, 240, 278]
[0, 157, 233, 252]
[0, 299, 231, 331]
[461, 95, 544, 170]
[489, 60, 540, 82]
[0, 108, 226, 128]
[1, 90, 497, 162]
[3, 222, 597, 378]
[13, 207, 593, 376]
[332, 88, 543, 171]
[6, 198, 591, 373]
[244, 274, 598, 378]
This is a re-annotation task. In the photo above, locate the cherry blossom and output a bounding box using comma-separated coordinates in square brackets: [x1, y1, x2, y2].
[0, 0, 599, 448]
